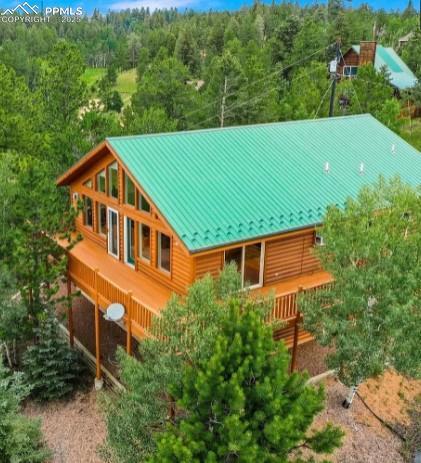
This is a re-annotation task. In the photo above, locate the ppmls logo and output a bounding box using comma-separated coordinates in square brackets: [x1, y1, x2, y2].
[2, 2, 39, 14]
[1, 2, 83, 22]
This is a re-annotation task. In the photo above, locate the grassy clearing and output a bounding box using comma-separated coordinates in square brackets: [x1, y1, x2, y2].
[114, 68, 137, 105]
[401, 117, 421, 151]
[82, 67, 106, 88]
[82, 67, 137, 106]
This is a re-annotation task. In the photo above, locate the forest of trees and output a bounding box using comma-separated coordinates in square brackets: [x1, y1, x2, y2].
[0, 0, 419, 149]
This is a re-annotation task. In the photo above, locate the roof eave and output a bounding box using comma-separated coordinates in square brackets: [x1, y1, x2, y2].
[56, 141, 109, 186]
[188, 222, 322, 255]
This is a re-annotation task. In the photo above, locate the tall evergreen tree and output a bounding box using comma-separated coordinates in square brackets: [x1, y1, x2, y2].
[151, 304, 343, 462]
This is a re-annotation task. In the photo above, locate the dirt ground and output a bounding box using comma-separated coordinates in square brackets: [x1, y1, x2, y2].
[313, 370, 421, 463]
[25, 390, 106, 463]
[24, 369, 420, 463]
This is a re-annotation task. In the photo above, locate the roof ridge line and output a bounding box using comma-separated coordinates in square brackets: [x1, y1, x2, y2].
[107, 114, 373, 142]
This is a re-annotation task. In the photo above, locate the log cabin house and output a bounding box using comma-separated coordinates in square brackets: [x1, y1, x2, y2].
[337, 40, 418, 91]
[57, 114, 421, 382]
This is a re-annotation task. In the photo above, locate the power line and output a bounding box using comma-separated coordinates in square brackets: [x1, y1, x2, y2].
[187, 60, 332, 131]
[181, 43, 334, 123]
[314, 79, 334, 119]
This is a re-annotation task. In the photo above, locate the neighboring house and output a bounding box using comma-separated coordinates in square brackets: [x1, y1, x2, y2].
[338, 41, 418, 91]
[57, 114, 421, 382]
[398, 31, 414, 49]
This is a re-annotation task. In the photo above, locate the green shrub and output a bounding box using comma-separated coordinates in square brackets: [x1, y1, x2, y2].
[23, 313, 84, 401]
[0, 363, 50, 463]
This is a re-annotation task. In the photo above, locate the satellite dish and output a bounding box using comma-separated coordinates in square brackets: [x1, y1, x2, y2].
[104, 303, 125, 322]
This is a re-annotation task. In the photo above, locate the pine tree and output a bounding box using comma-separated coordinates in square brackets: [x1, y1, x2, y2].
[151, 303, 343, 462]
[23, 313, 85, 401]
[0, 363, 51, 462]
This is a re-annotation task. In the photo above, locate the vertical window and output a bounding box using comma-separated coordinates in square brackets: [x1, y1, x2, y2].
[157, 232, 171, 273]
[97, 203, 107, 235]
[97, 170, 106, 193]
[243, 243, 262, 287]
[125, 217, 135, 266]
[225, 247, 242, 273]
[138, 193, 151, 213]
[83, 196, 93, 227]
[139, 223, 151, 261]
[125, 173, 135, 206]
[108, 208, 119, 258]
[224, 243, 263, 288]
[108, 162, 118, 199]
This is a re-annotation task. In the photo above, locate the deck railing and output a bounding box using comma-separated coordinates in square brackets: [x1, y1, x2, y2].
[68, 254, 160, 338]
[69, 252, 331, 340]
[270, 281, 332, 322]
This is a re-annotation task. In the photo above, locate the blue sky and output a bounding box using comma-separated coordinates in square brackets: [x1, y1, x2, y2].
[0, 0, 417, 16]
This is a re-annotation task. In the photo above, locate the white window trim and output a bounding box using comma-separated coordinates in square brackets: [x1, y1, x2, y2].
[124, 217, 135, 269]
[107, 207, 119, 260]
[224, 242, 265, 289]
[343, 65, 358, 77]
[157, 231, 171, 274]
[139, 223, 151, 263]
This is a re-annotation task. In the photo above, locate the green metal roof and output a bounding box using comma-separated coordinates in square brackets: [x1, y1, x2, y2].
[351, 45, 418, 90]
[107, 115, 421, 252]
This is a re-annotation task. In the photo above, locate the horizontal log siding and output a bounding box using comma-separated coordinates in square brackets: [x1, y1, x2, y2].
[194, 251, 223, 280]
[172, 244, 195, 293]
[136, 238, 193, 295]
[264, 231, 320, 285]
[75, 213, 107, 249]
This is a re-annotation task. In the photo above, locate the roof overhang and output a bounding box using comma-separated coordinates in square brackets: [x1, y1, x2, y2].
[56, 141, 111, 186]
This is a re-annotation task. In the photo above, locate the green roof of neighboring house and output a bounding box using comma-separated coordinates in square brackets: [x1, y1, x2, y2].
[107, 115, 421, 252]
[351, 44, 418, 90]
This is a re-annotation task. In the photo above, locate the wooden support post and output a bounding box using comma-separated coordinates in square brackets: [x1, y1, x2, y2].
[67, 268, 74, 347]
[290, 285, 304, 374]
[126, 291, 132, 356]
[94, 268, 102, 381]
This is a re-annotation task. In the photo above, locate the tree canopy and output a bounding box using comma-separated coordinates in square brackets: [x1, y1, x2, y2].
[300, 177, 421, 388]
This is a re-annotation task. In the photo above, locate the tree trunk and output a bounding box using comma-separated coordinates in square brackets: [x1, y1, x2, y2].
[342, 384, 359, 409]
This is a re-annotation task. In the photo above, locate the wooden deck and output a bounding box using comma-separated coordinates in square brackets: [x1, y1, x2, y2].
[60, 236, 332, 347]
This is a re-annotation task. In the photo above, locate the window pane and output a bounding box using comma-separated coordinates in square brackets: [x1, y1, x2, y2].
[139, 224, 151, 261]
[84, 179, 92, 188]
[97, 170, 106, 193]
[108, 163, 118, 198]
[126, 218, 135, 265]
[159, 233, 171, 272]
[244, 243, 262, 287]
[109, 210, 118, 256]
[98, 203, 107, 234]
[138, 193, 151, 213]
[225, 247, 242, 272]
[84, 196, 93, 227]
[125, 174, 135, 206]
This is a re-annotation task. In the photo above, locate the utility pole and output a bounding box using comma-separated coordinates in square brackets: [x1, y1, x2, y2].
[329, 38, 341, 117]
[220, 76, 228, 128]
